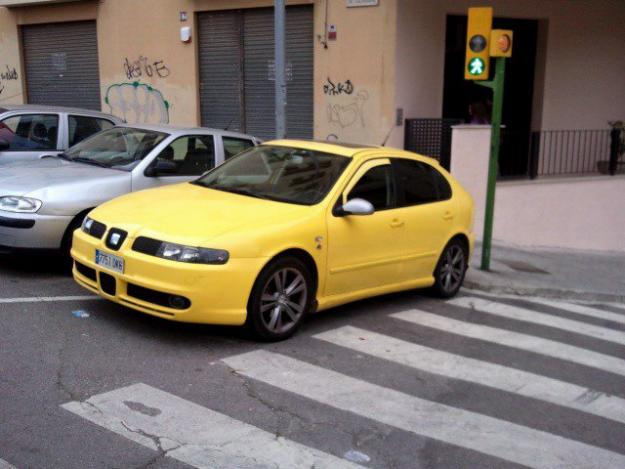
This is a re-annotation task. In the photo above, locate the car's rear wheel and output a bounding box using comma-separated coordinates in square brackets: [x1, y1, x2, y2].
[431, 239, 468, 298]
[246, 256, 313, 341]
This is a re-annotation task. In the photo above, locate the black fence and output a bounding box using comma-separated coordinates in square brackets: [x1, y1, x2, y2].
[404, 118, 463, 170]
[528, 128, 623, 178]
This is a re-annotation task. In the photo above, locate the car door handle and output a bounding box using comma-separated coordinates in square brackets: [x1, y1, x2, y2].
[390, 219, 404, 228]
[443, 211, 454, 220]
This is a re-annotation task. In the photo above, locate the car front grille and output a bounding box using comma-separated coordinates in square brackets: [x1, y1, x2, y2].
[99, 272, 116, 296]
[75, 261, 96, 282]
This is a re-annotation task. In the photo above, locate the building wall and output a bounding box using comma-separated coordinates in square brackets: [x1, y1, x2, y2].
[396, 0, 625, 135]
[1, 0, 397, 143]
[313, 0, 398, 146]
[0, 7, 24, 105]
[451, 126, 625, 252]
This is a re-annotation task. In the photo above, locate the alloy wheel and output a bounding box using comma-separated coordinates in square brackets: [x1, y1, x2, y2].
[259, 267, 308, 334]
[439, 245, 466, 293]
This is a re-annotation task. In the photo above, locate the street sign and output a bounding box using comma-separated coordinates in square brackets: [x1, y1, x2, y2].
[464, 7, 492, 80]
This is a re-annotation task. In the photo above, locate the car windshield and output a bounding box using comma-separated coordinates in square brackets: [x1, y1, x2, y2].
[194, 145, 350, 205]
[64, 127, 167, 170]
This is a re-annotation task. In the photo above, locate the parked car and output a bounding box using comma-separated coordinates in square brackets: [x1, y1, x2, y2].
[0, 105, 123, 164]
[0, 124, 259, 254]
[71, 140, 474, 341]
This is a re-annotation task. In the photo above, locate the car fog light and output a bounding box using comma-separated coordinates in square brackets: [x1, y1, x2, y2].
[169, 295, 191, 310]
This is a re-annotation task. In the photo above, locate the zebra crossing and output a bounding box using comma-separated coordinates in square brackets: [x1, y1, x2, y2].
[60, 293, 625, 469]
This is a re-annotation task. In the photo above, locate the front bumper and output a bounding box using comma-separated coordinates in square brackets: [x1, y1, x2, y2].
[71, 228, 266, 325]
[0, 211, 73, 249]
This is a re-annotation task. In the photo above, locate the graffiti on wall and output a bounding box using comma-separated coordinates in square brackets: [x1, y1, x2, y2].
[323, 77, 354, 96]
[326, 90, 369, 129]
[123, 56, 170, 80]
[105, 81, 170, 124]
[0, 65, 19, 98]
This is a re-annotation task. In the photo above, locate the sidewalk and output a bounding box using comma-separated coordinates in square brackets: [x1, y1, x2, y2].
[465, 242, 625, 303]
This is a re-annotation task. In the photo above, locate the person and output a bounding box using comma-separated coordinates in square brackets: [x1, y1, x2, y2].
[469, 101, 491, 124]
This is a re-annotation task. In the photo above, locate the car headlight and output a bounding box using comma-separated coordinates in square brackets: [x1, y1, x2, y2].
[156, 241, 229, 265]
[81, 216, 94, 233]
[0, 196, 42, 213]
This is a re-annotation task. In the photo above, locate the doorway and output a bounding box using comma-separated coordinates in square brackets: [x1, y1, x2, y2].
[442, 15, 539, 177]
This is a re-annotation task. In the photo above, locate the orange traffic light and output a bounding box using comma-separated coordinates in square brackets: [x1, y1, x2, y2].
[490, 29, 513, 57]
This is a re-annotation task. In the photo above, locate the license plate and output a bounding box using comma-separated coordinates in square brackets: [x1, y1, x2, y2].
[95, 249, 124, 274]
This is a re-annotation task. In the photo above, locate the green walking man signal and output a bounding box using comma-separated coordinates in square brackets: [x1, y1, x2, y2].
[464, 7, 514, 271]
[468, 57, 485, 76]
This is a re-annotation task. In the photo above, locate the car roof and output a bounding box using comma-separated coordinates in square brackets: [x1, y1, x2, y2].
[0, 104, 119, 119]
[116, 123, 257, 139]
[265, 139, 382, 157]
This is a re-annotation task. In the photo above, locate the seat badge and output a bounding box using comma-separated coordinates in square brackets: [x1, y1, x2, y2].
[110, 232, 121, 247]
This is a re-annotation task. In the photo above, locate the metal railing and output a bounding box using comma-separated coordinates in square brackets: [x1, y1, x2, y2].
[528, 128, 623, 178]
[404, 118, 463, 170]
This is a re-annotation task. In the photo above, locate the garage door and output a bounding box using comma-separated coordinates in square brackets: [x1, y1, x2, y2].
[21, 21, 101, 110]
[198, 6, 313, 141]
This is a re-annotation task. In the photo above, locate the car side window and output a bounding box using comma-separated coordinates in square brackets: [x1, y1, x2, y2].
[68, 115, 115, 147]
[155, 135, 216, 176]
[392, 159, 452, 206]
[223, 137, 255, 160]
[347, 164, 396, 211]
[0, 114, 59, 150]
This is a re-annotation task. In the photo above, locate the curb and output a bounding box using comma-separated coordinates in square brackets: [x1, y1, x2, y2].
[463, 278, 625, 304]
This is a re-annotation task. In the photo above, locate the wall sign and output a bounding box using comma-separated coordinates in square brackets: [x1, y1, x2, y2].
[347, 0, 379, 7]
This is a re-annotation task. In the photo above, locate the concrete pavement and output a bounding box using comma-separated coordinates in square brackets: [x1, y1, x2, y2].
[466, 242, 625, 303]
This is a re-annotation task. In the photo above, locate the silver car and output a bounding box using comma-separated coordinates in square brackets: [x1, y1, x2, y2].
[0, 124, 259, 253]
[0, 105, 123, 163]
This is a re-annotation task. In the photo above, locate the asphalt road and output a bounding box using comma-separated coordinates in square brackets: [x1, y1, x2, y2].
[2, 253, 625, 469]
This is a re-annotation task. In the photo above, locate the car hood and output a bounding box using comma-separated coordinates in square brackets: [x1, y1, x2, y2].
[0, 159, 130, 215]
[91, 182, 311, 245]
[0, 159, 124, 195]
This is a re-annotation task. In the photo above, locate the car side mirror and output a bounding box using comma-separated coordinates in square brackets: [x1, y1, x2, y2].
[0, 138, 9, 151]
[334, 198, 375, 217]
[146, 159, 177, 177]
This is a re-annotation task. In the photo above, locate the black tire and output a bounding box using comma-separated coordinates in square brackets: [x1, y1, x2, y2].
[246, 256, 314, 341]
[431, 238, 468, 298]
[60, 215, 85, 272]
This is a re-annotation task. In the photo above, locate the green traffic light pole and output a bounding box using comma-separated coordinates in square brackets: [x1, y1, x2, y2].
[476, 56, 506, 271]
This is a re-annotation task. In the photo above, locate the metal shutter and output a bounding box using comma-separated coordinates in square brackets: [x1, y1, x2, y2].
[243, 9, 275, 140]
[198, 6, 313, 141]
[197, 12, 244, 132]
[21, 21, 101, 110]
[283, 6, 313, 140]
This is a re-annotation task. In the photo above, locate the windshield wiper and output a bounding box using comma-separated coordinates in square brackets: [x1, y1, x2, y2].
[70, 157, 109, 168]
[200, 184, 271, 200]
[41, 152, 72, 161]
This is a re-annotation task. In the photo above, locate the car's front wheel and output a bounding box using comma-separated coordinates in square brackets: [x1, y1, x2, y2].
[246, 256, 313, 341]
[431, 239, 468, 298]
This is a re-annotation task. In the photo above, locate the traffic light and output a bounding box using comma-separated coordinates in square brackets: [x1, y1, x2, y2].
[465, 7, 493, 80]
[490, 29, 513, 57]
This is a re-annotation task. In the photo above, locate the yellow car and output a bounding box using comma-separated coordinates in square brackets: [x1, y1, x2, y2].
[71, 140, 474, 340]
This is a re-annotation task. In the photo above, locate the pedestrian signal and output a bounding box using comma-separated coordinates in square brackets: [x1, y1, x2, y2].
[465, 7, 492, 80]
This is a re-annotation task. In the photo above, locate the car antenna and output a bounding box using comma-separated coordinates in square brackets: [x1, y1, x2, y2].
[380, 123, 396, 147]
[224, 116, 236, 131]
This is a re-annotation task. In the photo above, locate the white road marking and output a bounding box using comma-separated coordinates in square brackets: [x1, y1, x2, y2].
[224, 351, 625, 469]
[62, 383, 362, 469]
[0, 295, 101, 304]
[315, 326, 625, 425]
[449, 297, 625, 345]
[0, 458, 17, 469]
[392, 310, 625, 377]
[521, 298, 625, 326]
[607, 302, 625, 311]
